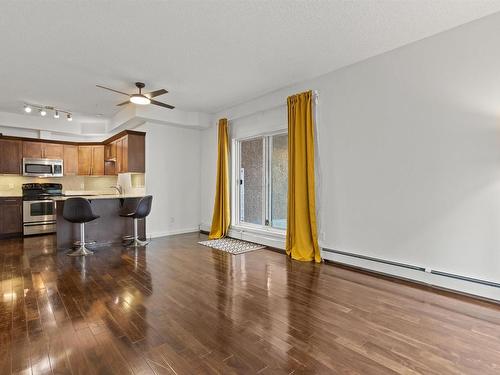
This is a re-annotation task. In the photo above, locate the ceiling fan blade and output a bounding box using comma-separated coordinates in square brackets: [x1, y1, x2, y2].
[116, 100, 130, 106]
[96, 85, 130, 96]
[150, 99, 175, 109]
[146, 89, 168, 98]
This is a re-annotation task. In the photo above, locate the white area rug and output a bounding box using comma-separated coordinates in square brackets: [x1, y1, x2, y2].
[198, 238, 266, 254]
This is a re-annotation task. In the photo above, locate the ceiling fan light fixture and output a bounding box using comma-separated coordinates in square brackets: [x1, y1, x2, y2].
[130, 94, 151, 105]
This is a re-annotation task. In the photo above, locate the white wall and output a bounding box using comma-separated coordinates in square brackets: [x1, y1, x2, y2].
[200, 13, 500, 298]
[137, 122, 201, 238]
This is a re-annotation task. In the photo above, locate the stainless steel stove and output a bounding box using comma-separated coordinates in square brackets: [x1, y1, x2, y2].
[22, 183, 63, 235]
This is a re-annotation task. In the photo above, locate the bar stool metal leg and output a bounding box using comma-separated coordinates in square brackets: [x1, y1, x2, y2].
[128, 218, 149, 247]
[68, 223, 94, 256]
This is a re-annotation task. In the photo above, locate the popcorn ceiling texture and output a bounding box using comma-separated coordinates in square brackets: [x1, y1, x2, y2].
[0, 1, 499, 116]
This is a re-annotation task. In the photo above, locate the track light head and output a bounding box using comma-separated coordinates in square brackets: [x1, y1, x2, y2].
[67, 113, 72, 121]
[40, 108, 47, 116]
[54, 110, 59, 119]
[24, 105, 32, 113]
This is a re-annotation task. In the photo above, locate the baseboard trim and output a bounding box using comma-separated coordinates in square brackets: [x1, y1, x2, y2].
[148, 228, 200, 239]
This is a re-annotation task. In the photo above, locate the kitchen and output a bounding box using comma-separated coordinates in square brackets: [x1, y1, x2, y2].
[0, 130, 147, 247]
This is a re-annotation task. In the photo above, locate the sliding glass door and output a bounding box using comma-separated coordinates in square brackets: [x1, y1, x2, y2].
[236, 132, 288, 232]
[270, 133, 288, 230]
[239, 137, 265, 225]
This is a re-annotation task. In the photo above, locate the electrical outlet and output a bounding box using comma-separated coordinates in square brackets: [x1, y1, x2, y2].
[8, 183, 14, 189]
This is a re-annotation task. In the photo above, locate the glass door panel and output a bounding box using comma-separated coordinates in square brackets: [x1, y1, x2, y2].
[270, 134, 288, 230]
[239, 138, 264, 225]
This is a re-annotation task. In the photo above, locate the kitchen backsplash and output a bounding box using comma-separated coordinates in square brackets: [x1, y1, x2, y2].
[0, 173, 145, 196]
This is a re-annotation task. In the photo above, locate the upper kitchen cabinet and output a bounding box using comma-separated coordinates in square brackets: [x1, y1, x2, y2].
[92, 145, 105, 175]
[112, 133, 145, 174]
[104, 133, 145, 175]
[63, 145, 78, 176]
[23, 141, 63, 159]
[43, 143, 64, 159]
[105, 141, 116, 161]
[78, 145, 104, 176]
[0, 130, 144, 176]
[22, 141, 43, 158]
[0, 139, 22, 174]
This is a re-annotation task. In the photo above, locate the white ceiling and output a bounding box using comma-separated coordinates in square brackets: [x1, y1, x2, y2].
[1, 0, 500, 119]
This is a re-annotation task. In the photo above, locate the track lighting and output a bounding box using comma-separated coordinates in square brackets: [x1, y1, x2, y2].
[23, 103, 72, 122]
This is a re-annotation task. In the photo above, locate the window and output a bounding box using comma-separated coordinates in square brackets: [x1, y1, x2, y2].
[236, 132, 288, 232]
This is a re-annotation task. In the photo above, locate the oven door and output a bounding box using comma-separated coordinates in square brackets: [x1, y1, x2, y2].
[23, 200, 57, 223]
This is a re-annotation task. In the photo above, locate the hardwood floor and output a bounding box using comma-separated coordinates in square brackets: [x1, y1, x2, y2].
[0, 232, 499, 374]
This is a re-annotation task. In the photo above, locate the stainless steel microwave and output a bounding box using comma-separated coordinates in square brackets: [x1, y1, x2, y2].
[22, 158, 64, 177]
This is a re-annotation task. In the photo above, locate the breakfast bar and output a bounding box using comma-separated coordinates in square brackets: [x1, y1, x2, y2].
[54, 195, 146, 250]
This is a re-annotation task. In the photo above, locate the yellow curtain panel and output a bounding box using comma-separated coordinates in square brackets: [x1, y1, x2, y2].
[209, 118, 230, 239]
[286, 91, 321, 262]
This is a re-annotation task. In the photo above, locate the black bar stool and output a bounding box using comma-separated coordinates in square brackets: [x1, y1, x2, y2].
[63, 197, 100, 256]
[120, 195, 152, 247]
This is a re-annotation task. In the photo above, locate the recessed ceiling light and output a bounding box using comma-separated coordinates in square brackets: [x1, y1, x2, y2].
[130, 94, 151, 105]
[24, 105, 32, 113]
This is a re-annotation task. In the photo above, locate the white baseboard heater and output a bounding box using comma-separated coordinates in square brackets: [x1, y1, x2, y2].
[322, 248, 500, 298]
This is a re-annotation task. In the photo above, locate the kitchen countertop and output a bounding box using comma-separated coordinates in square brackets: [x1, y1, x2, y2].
[0, 193, 22, 198]
[51, 194, 146, 201]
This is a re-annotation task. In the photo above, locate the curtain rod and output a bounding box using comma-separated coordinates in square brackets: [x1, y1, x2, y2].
[225, 89, 319, 122]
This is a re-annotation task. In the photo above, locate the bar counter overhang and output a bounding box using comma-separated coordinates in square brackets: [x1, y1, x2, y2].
[54, 195, 146, 250]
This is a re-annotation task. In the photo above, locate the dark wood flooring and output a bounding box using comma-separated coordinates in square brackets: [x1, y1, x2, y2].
[0, 232, 499, 374]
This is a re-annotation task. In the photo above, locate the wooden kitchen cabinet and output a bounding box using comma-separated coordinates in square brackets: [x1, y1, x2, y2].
[43, 143, 64, 159]
[105, 142, 116, 161]
[92, 145, 105, 175]
[78, 145, 104, 176]
[23, 141, 63, 159]
[0, 197, 22, 238]
[111, 134, 144, 174]
[0, 130, 144, 176]
[63, 145, 78, 176]
[0, 139, 22, 174]
[78, 146, 92, 175]
[116, 137, 126, 173]
[22, 141, 43, 158]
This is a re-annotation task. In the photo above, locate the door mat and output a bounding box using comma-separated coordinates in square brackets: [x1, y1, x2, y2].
[198, 237, 266, 255]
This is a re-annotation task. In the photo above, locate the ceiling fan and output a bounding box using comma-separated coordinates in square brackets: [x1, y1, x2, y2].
[96, 82, 174, 109]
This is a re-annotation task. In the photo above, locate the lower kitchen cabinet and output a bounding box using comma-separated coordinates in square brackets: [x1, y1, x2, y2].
[0, 197, 22, 238]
